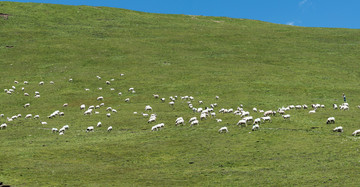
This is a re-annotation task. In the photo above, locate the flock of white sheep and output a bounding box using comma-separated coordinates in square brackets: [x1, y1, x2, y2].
[1, 76, 360, 138]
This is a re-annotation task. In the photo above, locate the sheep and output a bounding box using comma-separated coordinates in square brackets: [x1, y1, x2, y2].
[303, 104, 308, 109]
[0, 123, 7, 129]
[216, 119, 222, 123]
[252, 124, 260, 131]
[50, 81, 54, 84]
[261, 116, 271, 123]
[145, 105, 152, 111]
[169, 101, 175, 106]
[96, 75, 101, 80]
[333, 126, 343, 132]
[175, 117, 185, 126]
[24, 81, 29, 84]
[97, 122, 102, 127]
[34, 94, 40, 98]
[352, 129, 360, 136]
[264, 110, 273, 116]
[340, 105, 349, 111]
[21, 87, 25, 91]
[309, 109, 316, 114]
[69, 78, 73, 82]
[118, 92, 122, 96]
[63, 125, 69, 130]
[63, 103, 68, 107]
[59, 112, 64, 116]
[97, 96, 104, 101]
[253, 108, 257, 112]
[243, 116, 253, 123]
[189, 117, 197, 123]
[106, 107, 113, 111]
[0, 114, 4, 118]
[100, 103, 105, 107]
[84, 109, 93, 115]
[59, 127, 66, 133]
[210, 112, 216, 118]
[333, 104, 338, 109]
[106, 113, 111, 118]
[160, 98, 165, 102]
[25, 114, 32, 119]
[252, 118, 260, 125]
[107, 126, 112, 132]
[295, 105, 302, 109]
[95, 111, 100, 114]
[278, 110, 285, 115]
[24, 93, 29, 96]
[200, 113, 207, 120]
[112, 109, 117, 113]
[23, 103, 30, 108]
[80, 104, 86, 110]
[106, 81, 110, 85]
[241, 111, 250, 117]
[85, 88, 90, 91]
[190, 120, 199, 127]
[52, 128, 58, 133]
[98, 87, 103, 90]
[237, 119, 247, 127]
[125, 98, 130, 102]
[153, 94, 159, 99]
[95, 105, 100, 109]
[142, 113, 149, 117]
[218, 127, 228, 133]
[33, 115, 40, 119]
[215, 96, 219, 100]
[41, 121, 47, 125]
[59, 131, 64, 135]
[128, 87, 134, 92]
[39, 81, 44, 85]
[326, 117, 335, 124]
[282, 114, 291, 120]
[86, 126, 94, 132]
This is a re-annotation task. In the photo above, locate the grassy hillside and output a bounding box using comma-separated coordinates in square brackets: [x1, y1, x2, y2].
[1, 1, 360, 186]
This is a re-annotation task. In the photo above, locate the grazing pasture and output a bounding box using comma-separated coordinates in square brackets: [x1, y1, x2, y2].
[1, 2, 360, 186]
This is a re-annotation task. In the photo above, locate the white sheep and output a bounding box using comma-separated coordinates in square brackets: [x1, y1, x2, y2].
[145, 105, 152, 111]
[41, 121, 47, 125]
[80, 104, 86, 110]
[125, 98, 130, 102]
[107, 113, 111, 118]
[189, 117, 197, 123]
[39, 81, 44, 85]
[216, 119, 222, 123]
[282, 114, 291, 120]
[264, 110, 273, 116]
[333, 104, 338, 109]
[24, 103, 30, 108]
[97, 122, 102, 127]
[169, 101, 175, 106]
[24, 93, 29, 96]
[252, 124, 260, 131]
[97, 96, 104, 101]
[63, 125, 69, 130]
[63, 103, 68, 107]
[106, 81, 110, 85]
[352, 129, 360, 136]
[86, 126, 94, 132]
[160, 98, 165, 102]
[309, 109, 316, 114]
[153, 94, 159, 99]
[0, 123, 7, 129]
[326, 117, 335, 124]
[190, 120, 199, 127]
[333, 126, 343, 132]
[52, 128, 58, 133]
[25, 114, 32, 119]
[237, 119, 247, 127]
[107, 126, 112, 132]
[200, 113, 207, 120]
[261, 116, 271, 123]
[218, 127, 228, 133]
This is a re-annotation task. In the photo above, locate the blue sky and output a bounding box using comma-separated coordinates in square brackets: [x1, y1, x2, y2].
[3, 0, 360, 29]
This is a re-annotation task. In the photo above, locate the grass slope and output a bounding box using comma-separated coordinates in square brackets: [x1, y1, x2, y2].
[1, 2, 360, 186]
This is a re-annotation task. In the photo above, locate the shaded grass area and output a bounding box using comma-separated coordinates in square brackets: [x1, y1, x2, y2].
[1, 1, 360, 186]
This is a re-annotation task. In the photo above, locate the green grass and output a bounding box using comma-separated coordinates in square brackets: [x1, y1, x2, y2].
[1, 1, 360, 186]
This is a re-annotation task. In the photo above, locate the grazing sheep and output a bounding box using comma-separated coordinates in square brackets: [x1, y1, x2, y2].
[50, 81, 54, 84]
[153, 94, 159, 99]
[52, 128, 58, 133]
[243, 116, 253, 123]
[86, 126, 94, 132]
[189, 117, 197, 123]
[106, 113, 111, 118]
[215, 96, 219, 100]
[326, 117, 335, 124]
[295, 105, 302, 109]
[333, 104, 338, 109]
[218, 127, 228, 133]
[107, 126, 112, 132]
[303, 104, 308, 109]
[0, 123, 7, 129]
[96, 75, 101, 80]
[237, 119, 247, 127]
[190, 120, 199, 127]
[97, 122, 102, 127]
[63, 103, 68, 107]
[200, 113, 207, 120]
[169, 101, 175, 106]
[252, 124, 260, 131]
[33, 115, 40, 119]
[309, 109, 316, 114]
[106, 81, 110, 85]
[24, 103, 30, 108]
[261, 116, 271, 123]
[34, 95, 40, 98]
[39, 81, 44, 85]
[145, 105, 152, 111]
[63, 125, 69, 130]
[80, 104, 86, 110]
[161, 98, 165, 102]
[41, 121, 47, 125]
[125, 98, 130, 102]
[333, 126, 343, 132]
[85, 88, 90, 91]
[84, 109, 93, 115]
[216, 119, 222, 123]
[106, 107, 113, 111]
[25, 114, 32, 119]
[253, 118, 261, 125]
[175, 117, 185, 126]
[282, 114, 291, 120]
[97, 96, 104, 101]
[264, 110, 273, 117]
[253, 108, 257, 112]
[69, 78, 73, 82]
[352, 129, 360, 136]
[24, 93, 29, 96]
[59, 131, 64, 135]
[24, 81, 29, 84]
